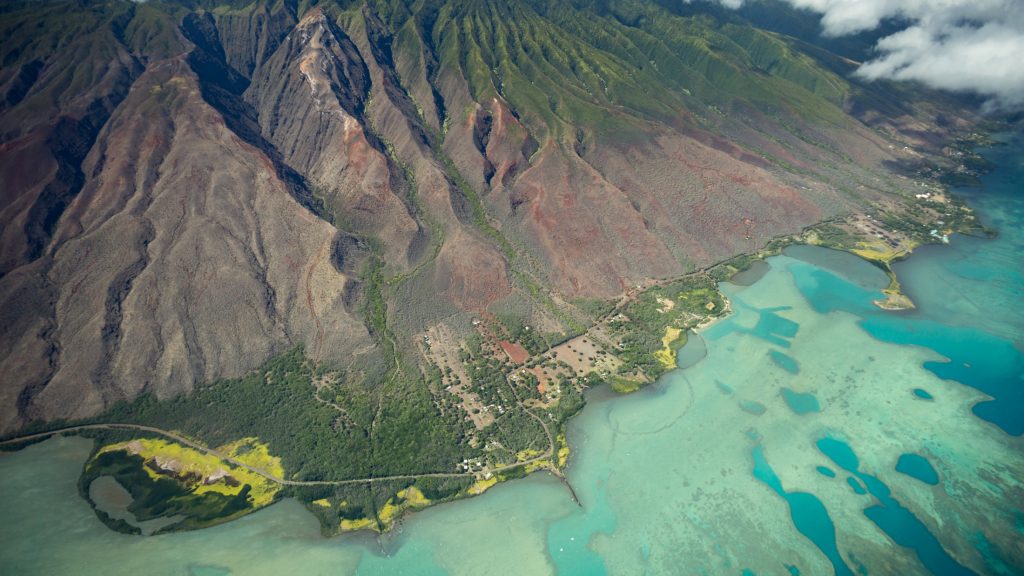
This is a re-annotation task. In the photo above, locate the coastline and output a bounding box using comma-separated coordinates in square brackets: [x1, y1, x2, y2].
[0, 206, 985, 539]
[345, 191, 990, 534]
[0, 130, 1002, 539]
[3, 144, 1019, 575]
[0, 213, 983, 538]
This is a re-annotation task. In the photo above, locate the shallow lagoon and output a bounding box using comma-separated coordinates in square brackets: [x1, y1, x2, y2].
[1, 138, 1022, 575]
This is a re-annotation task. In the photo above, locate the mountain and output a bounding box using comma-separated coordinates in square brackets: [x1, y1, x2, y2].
[0, 0, 986, 526]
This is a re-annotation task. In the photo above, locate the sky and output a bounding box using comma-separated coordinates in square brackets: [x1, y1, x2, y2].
[724, 0, 1024, 110]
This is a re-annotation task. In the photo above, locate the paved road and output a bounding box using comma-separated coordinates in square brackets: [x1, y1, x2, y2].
[0, 423, 553, 486]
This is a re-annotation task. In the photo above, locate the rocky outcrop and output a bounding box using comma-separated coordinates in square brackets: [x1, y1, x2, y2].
[0, 58, 373, 430]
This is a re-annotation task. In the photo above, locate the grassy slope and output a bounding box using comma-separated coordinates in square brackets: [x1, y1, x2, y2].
[389, 0, 852, 142]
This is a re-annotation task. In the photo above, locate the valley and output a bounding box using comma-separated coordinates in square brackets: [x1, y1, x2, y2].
[0, 0, 1005, 543]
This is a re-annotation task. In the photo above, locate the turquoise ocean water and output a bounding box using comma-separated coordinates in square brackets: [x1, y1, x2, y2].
[1, 136, 1021, 575]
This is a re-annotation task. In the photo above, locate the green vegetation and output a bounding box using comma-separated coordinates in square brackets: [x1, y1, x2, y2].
[513, 271, 588, 336]
[571, 297, 616, 319]
[376, 0, 853, 145]
[610, 276, 726, 380]
[97, 347, 470, 481]
[437, 149, 515, 259]
[81, 450, 260, 533]
[549, 377, 586, 424]
[71, 344, 481, 534]
[292, 475, 473, 534]
[458, 343, 550, 462]
[362, 258, 390, 339]
[496, 314, 548, 355]
[2, 0, 994, 541]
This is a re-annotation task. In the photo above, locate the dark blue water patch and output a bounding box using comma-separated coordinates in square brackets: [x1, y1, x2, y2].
[817, 466, 836, 478]
[973, 531, 1019, 576]
[677, 331, 708, 369]
[709, 302, 800, 347]
[784, 245, 891, 291]
[913, 388, 934, 400]
[770, 351, 800, 374]
[730, 259, 771, 286]
[751, 446, 853, 576]
[751, 308, 800, 347]
[861, 316, 1024, 436]
[846, 477, 867, 495]
[816, 437, 975, 575]
[739, 400, 767, 415]
[848, 552, 870, 576]
[716, 380, 735, 395]
[785, 564, 800, 576]
[741, 569, 757, 576]
[789, 250, 1024, 437]
[782, 389, 820, 414]
[896, 454, 939, 485]
[790, 263, 884, 316]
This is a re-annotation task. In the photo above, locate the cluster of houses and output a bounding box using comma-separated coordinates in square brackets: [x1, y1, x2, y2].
[456, 458, 486, 473]
[859, 215, 902, 249]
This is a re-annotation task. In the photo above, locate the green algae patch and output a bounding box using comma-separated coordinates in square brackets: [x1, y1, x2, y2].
[97, 438, 281, 507]
[467, 476, 498, 495]
[398, 486, 431, 507]
[377, 498, 404, 528]
[653, 327, 685, 370]
[609, 376, 646, 394]
[82, 438, 282, 533]
[339, 517, 376, 532]
[609, 276, 726, 384]
[217, 437, 285, 482]
[556, 433, 570, 468]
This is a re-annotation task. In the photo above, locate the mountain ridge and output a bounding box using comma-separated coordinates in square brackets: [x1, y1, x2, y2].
[0, 0, 988, 482]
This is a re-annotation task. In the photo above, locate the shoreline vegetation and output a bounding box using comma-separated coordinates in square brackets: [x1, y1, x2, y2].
[0, 135, 995, 538]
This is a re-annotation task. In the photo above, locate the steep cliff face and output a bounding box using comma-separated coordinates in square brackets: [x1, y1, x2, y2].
[0, 0, 974, 432]
[0, 4, 142, 277]
[0, 2, 378, 431]
[0, 54, 374, 429]
[378, 0, 937, 299]
[244, 10, 423, 269]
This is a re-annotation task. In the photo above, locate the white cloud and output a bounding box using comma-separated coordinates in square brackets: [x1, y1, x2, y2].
[856, 19, 1024, 109]
[712, 0, 1024, 109]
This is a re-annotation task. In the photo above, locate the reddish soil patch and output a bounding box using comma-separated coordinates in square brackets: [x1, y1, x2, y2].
[498, 340, 529, 364]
